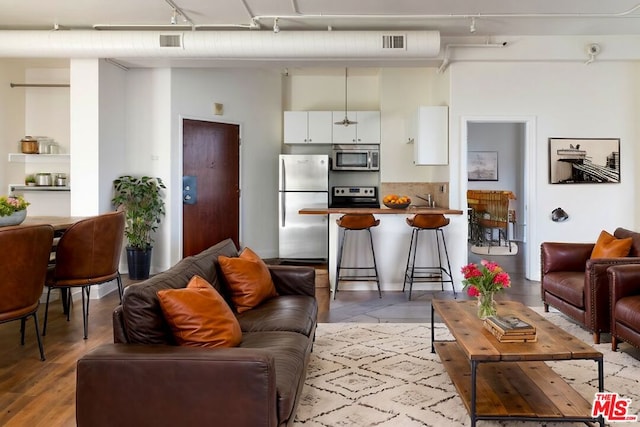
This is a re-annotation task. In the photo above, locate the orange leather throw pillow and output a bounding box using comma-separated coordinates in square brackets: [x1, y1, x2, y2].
[157, 275, 242, 348]
[591, 230, 633, 259]
[218, 247, 278, 313]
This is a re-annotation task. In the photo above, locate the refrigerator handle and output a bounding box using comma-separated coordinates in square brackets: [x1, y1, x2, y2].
[280, 158, 286, 191]
[280, 192, 286, 227]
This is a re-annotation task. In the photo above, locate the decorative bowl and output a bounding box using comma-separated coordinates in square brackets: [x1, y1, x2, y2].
[0, 210, 27, 227]
[384, 201, 411, 209]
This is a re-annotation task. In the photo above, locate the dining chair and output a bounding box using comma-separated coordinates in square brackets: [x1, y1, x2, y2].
[43, 211, 125, 339]
[0, 224, 54, 360]
[467, 190, 513, 252]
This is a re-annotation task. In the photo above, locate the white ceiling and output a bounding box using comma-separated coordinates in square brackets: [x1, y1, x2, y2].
[3, 0, 640, 68]
[4, 0, 640, 35]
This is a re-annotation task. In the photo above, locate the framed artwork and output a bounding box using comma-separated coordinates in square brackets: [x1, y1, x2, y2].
[468, 151, 498, 181]
[549, 138, 620, 184]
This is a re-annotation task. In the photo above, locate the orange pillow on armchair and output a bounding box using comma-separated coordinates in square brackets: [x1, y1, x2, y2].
[218, 247, 278, 313]
[591, 230, 633, 259]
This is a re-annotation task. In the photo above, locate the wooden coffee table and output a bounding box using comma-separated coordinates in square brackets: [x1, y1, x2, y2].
[431, 300, 604, 427]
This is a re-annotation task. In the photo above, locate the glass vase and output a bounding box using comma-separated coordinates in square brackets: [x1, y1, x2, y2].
[477, 292, 497, 319]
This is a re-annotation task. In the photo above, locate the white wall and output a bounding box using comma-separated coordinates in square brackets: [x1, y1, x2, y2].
[70, 59, 100, 215]
[98, 60, 128, 213]
[449, 61, 638, 281]
[0, 62, 26, 192]
[168, 68, 283, 262]
[379, 67, 449, 183]
[123, 68, 172, 271]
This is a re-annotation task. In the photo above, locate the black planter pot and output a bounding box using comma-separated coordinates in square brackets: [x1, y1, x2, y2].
[126, 246, 153, 280]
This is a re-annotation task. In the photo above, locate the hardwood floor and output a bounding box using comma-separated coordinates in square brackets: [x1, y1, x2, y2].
[0, 243, 535, 426]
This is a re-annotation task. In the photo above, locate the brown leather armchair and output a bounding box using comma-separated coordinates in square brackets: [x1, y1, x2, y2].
[608, 264, 640, 351]
[43, 211, 125, 339]
[0, 224, 54, 360]
[541, 227, 640, 344]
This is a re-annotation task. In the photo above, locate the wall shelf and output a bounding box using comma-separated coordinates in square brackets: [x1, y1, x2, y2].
[8, 153, 70, 163]
[9, 184, 70, 192]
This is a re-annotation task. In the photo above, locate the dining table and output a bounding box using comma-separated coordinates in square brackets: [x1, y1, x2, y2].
[20, 215, 88, 232]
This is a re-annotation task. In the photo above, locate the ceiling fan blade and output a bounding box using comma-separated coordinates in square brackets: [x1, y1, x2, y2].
[333, 68, 358, 127]
[334, 116, 357, 126]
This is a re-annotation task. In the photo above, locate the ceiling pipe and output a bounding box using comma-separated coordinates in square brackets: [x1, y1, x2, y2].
[91, 4, 640, 32]
[0, 30, 440, 59]
[437, 41, 508, 73]
[252, 3, 640, 25]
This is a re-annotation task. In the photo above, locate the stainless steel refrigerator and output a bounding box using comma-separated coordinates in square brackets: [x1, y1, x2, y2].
[278, 154, 329, 260]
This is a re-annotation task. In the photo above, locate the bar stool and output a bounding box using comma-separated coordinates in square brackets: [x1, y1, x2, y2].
[334, 214, 381, 299]
[403, 214, 456, 300]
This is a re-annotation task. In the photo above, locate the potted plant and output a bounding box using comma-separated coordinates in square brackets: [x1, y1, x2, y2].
[0, 195, 30, 226]
[111, 175, 166, 280]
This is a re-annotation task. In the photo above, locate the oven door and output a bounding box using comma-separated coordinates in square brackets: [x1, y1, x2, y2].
[332, 150, 370, 171]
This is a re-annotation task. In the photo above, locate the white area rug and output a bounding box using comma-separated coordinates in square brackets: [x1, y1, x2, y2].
[470, 242, 518, 256]
[293, 309, 640, 426]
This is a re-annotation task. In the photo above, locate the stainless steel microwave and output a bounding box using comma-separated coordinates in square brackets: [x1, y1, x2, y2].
[331, 145, 380, 171]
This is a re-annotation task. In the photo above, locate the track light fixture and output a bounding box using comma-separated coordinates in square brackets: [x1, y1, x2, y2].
[170, 9, 178, 25]
[469, 17, 476, 33]
[273, 17, 280, 33]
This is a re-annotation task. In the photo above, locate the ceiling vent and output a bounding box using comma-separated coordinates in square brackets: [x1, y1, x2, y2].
[382, 34, 405, 50]
[159, 34, 182, 47]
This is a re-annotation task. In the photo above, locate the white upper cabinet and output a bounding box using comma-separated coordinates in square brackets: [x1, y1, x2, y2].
[284, 111, 332, 144]
[331, 111, 380, 144]
[410, 106, 448, 165]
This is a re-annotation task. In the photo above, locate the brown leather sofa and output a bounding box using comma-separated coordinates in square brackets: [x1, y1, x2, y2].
[76, 239, 318, 427]
[608, 264, 640, 351]
[541, 228, 640, 344]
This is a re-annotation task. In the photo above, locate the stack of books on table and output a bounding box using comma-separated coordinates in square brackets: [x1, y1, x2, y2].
[484, 315, 537, 343]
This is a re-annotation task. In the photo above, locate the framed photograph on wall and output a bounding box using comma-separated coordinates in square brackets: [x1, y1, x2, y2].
[549, 138, 620, 184]
[468, 151, 498, 181]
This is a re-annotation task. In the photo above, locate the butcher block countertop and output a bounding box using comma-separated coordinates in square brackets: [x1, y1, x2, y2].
[299, 206, 464, 215]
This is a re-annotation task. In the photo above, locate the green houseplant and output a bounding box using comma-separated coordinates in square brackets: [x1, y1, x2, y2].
[111, 175, 166, 279]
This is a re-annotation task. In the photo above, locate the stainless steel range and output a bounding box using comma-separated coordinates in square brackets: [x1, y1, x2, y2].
[330, 186, 379, 208]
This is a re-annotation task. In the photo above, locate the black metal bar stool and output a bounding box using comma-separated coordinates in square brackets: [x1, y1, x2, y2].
[334, 214, 381, 299]
[403, 214, 456, 300]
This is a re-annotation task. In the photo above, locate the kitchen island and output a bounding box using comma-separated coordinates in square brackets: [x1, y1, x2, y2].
[300, 206, 465, 298]
[299, 206, 463, 216]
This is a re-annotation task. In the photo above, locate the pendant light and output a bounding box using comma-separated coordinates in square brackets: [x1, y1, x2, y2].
[334, 68, 357, 127]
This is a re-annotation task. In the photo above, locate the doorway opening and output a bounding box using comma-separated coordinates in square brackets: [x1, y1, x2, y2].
[462, 116, 537, 279]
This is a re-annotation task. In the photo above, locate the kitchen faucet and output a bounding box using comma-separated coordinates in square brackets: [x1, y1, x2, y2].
[415, 194, 435, 207]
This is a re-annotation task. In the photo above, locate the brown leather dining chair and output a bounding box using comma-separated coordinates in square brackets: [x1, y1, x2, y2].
[43, 211, 125, 339]
[0, 224, 54, 360]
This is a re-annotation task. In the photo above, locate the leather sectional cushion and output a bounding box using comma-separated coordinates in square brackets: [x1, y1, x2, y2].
[591, 230, 633, 259]
[239, 331, 311, 424]
[157, 275, 242, 348]
[122, 239, 239, 345]
[237, 295, 318, 337]
[218, 247, 278, 314]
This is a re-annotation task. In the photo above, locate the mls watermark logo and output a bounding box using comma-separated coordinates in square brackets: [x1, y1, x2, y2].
[592, 392, 638, 422]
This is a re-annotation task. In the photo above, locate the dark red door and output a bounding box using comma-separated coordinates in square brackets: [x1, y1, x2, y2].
[182, 119, 240, 256]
